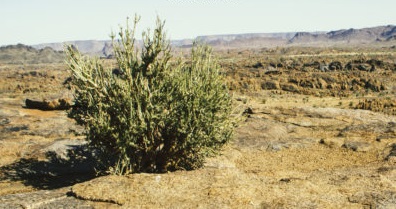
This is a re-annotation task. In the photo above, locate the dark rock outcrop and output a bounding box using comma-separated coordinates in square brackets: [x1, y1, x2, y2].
[25, 98, 73, 111]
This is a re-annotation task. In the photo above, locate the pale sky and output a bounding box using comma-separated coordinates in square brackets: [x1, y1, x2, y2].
[1, 0, 395, 46]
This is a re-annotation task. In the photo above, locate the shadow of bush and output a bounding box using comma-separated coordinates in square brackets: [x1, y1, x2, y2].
[0, 144, 99, 190]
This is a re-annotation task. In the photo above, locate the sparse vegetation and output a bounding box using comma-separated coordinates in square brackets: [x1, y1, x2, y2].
[66, 17, 237, 174]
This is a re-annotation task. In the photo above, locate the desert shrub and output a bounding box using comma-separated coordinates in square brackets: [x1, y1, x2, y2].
[66, 17, 237, 174]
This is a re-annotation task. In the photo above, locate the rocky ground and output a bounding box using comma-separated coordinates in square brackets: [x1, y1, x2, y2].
[0, 48, 395, 208]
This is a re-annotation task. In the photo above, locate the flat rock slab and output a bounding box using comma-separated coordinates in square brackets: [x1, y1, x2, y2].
[0, 189, 87, 209]
[70, 145, 396, 208]
[41, 138, 88, 160]
[71, 168, 252, 208]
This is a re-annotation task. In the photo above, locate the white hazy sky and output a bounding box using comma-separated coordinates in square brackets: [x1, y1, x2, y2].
[1, 0, 395, 46]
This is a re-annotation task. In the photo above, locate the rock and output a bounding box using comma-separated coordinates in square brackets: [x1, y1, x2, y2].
[345, 62, 373, 72]
[35, 196, 96, 209]
[269, 62, 283, 68]
[3, 125, 29, 133]
[267, 141, 289, 151]
[25, 98, 73, 111]
[0, 190, 95, 209]
[320, 138, 344, 148]
[329, 61, 343, 71]
[367, 59, 385, 69]
[266, 138, 315, 151]
[236, 117, 289, 143]
[281, 83, 300, 93]
[299, 79, 314, 88]
[0, 118, 10, 125]
[343, 141, 372, 152]
[243, 107, 254, 115]
[385, 144, 396, 163]
[320, 63, 329, 72]
[339, 122, 394, 139]
[252, 62, 264, 68]
[112, 68, 124, 76]
[358, 63, 373, 71]
[264, 69, 281, 75]
[303, 61, 320, 69]
[284, 117, 345, 128]
[41, 138, 88, 160]
[261, 80, 280, 90]
[348, 191, 396, 208]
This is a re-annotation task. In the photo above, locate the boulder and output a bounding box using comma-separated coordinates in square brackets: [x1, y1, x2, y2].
[25, 98, 73, 111]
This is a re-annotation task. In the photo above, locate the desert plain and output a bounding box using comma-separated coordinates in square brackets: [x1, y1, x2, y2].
[0, 42, 396, 208]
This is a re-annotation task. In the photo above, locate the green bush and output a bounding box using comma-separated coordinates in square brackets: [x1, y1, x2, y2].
[66, 16, 237, 174]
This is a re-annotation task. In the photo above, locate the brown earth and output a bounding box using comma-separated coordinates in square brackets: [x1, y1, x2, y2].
[0, 47, 395, 208]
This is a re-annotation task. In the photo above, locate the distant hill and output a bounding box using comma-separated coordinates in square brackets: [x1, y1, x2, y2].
[4, 24, 394, 59]
[289, 25, 396, 45]
[33, 39, 194, 57]
[31, 32, 296, 55]
[0, 44, 64, 64]
[34, 40, 111, 56]
[194, 32, 296, 49]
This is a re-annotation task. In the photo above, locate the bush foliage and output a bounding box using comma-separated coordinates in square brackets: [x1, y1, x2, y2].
[66, 17, 237, 174]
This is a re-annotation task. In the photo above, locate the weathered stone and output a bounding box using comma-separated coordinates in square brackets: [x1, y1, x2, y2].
[41, 139, 88, 160]
[343, 141, 372, 152]
[320, 138, 345, 148]
[0, 190, 66, 209]
[0, 190, 99, 209]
